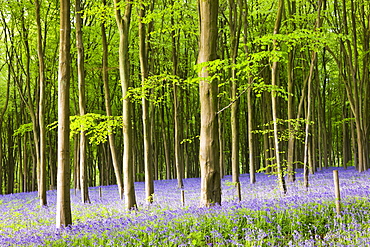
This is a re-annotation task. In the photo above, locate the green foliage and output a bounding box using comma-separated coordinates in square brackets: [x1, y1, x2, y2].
[253, 118, 311, 143]
[13, 123, 33, 137]
[127, 73, 186, 105]
[48, 114, 122, 145]
[83, 3, 114, 24]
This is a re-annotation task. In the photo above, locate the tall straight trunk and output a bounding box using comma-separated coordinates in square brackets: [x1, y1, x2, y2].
[339, 0, 367, 172]
[218, 108, 225, 178]
[19, 9, 41, 196]
[304, 1, 323, 187]
[35, 0, 47, 206]
[271, 0, 286, 194]
[101, 0, 124, 199]
[286, 50, 295, 182]
[247, 78, 255, 183]
[240, 0, 255, 182]
[73, 135, 80, 191]
[286, 0, 296, 183]
[0, 62, 10, 195]
[160, 103, 171, 180]
[138, 2, 154, 202]
[49, 138, 57, 190]
[7, 118, 15, 194]
[150, 105, 158, 180]
[113, 0, 137, 210]
[56, 0, 72, 228]
[303, 52, 317, 188]
[229, 0, 241, 185]
[170, 0, 184, 188]
[198, 0, 221, 207]
[173, 84, 184, 188]
[76, 0, 90, 204]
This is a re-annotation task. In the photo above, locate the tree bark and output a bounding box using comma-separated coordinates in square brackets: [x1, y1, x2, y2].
[56, 0, 72, 228]
[229, 0, 241, 185]
[34, 0, 47, 206]
[76, 0, 90, 204]
[101, 0, 124, 199]
[271, 0, 287, 194]
[113, 0, 137, 210]
[198, 0, 221, 207]
[138, 1, 155, 202]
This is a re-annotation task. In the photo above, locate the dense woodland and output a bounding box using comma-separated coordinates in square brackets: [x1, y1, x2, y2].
[0, 0, 369, 214]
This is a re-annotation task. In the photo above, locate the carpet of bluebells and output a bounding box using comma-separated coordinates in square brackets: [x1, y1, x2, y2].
[1, 166, 370, 246]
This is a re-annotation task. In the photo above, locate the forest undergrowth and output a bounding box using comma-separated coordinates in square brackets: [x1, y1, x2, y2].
[1, 166, 370, 246]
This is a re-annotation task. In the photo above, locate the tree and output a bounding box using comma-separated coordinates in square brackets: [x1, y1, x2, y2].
[198, 0, 221, 207]
[56, 0, 72, 228]
[75, 0, 90, 203]
[101, 0, 124, 200]
[228, 0, 242, 185]
[138, 0, 154, 202]
[113, 0, 137, 210]
[34, 0, 47, 206]
[170, 0, 184, 189]
[270, 0, 287, 194]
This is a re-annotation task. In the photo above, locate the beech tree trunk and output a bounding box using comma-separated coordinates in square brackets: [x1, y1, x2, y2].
[271, 0, 287, 194]
[101, 0, 124, 199]
[198, 0, 221, 207]
[34, 0, 47, 206]
[138, 2, 154, 202]
[76, 0, 90, 204]
[113, 0, 137, 210]
[229, 0, 241, 185]
[56, 0, 72, 228]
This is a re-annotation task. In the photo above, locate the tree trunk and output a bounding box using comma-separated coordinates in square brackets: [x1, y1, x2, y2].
[160, 102, 171, 180]
[101, 0, 124, 199]
[113, 0, 137, 210]
[286, 0, 296, 183]
[229, 0, 241, 185]
[76, 0, 90, 204]
[0, 59, 10, 195]
[247, 78, 255, 183]
[303, 52, 317, 188]
[34, 0, 47, 206]
[271, 0, 286, 194]
[56, 0, 72, 228]
[138, 1, 155, 202]
[198, 0, 221, 207]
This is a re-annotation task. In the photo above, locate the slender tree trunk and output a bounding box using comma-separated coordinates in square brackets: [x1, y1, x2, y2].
[160, 103, 171, 180]
[49, 138, 57, 190]
[138, 1, 154, 202]
[17, 9, 41, 196]
[247, 78, 255, 183]
[76, 0, 90, 204]
[218, 107, 225, 178]
[73, 135, 80, 191]
[56, 0, 72, 228]
[198, 0, 221, 207]
[286, 49, 296, 182]
[101, 0, 124, 199]
[303, 52, 317, 188]
[229, 0, 241, 185]
[0, 61, 10, 195]
[7, 118, 15, 194]
[113, 0, 137, 210]
[170, 0, 184, 188]
[271, 0, 287, 194]
[286, 0, 296, 183]
[34, 0, 47, 206]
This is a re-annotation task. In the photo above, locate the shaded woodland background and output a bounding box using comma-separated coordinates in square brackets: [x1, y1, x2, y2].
[0, 0, 369, 195]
